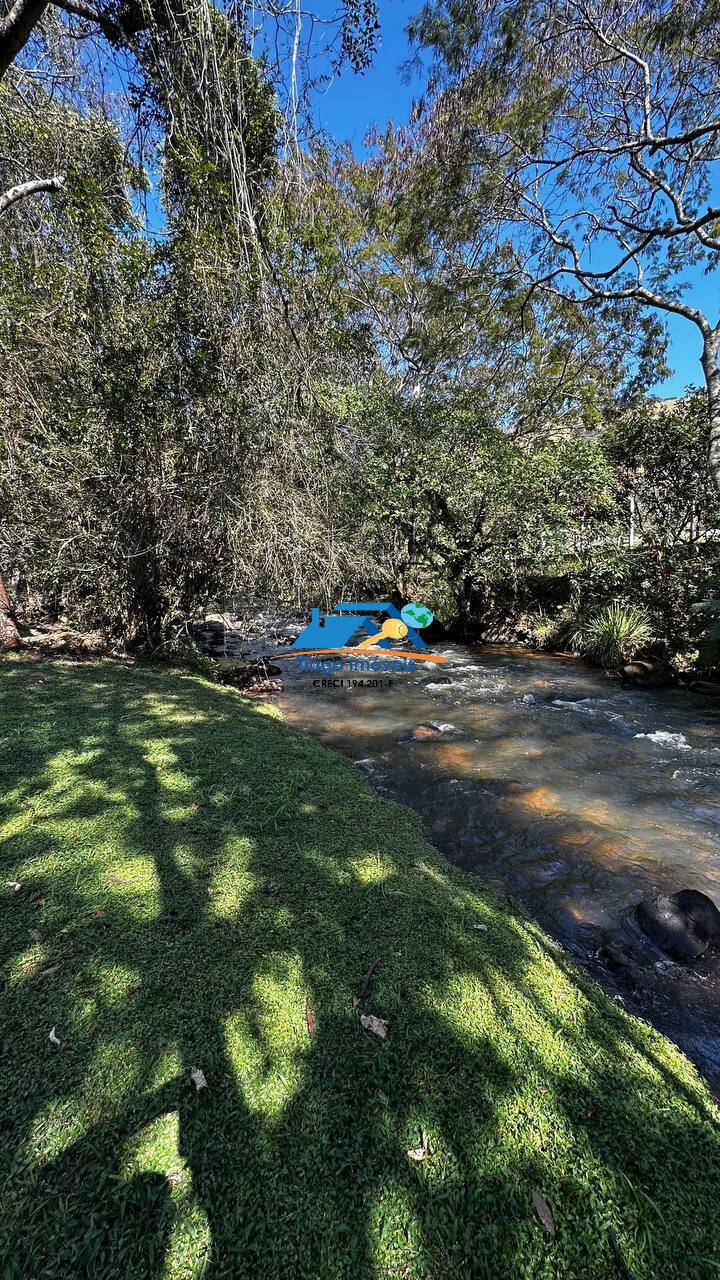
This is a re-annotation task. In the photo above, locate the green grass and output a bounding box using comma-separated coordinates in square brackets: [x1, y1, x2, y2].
[2, 657, 720, 1279]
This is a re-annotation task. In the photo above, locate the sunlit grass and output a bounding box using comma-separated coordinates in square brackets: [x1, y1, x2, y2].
[1, 656, 720, 1278]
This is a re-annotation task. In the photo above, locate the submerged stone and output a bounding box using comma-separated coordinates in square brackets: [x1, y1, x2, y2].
[620, 659, 676, 688]
[397, 722, 446, 744]
[636, 889, 720, 963]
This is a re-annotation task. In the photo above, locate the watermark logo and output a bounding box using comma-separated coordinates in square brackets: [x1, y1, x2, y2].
[274, 601, 446, 676]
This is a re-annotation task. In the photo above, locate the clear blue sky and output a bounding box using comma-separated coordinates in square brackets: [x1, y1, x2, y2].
[311, 0, 419, 147]
[312, 0, 717, 398]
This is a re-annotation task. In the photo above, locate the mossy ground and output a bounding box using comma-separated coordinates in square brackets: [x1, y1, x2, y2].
[2, 657, 720, 1279]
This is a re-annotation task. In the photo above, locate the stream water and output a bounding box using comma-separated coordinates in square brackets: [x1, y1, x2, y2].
[272, 643, 720, 1088]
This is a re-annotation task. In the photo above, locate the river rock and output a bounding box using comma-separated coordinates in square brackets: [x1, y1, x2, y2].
[688, 680, 720, 698]
[635, 889, 720, 962]
[597, 943, 638, 986]
[620, 659, 676, 688]
[243, 678, 283, 696]
[219, 663, 282, 691]
[397, 722, 446, 744]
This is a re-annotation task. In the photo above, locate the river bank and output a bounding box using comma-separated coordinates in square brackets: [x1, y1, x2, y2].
[12, 615, 720, 1084]
[3, 655, 720, 1278]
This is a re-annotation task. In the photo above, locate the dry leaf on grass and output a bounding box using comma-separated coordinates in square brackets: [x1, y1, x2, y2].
[48, 1026, 65, 1049]
[29, 929, 42, 943]
[407, 1131, 429, 1162]
[190, 1066, 208, 1091]
[360, 1013, 388, 1041]
[305, 1003, 317, 1038]
[532, 1190, 556, 1237]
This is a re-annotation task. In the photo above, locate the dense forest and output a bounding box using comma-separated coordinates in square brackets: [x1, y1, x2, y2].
[2, 0, 720, 671]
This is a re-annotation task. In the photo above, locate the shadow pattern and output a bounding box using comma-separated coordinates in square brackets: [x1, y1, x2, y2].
[1, 659, 720, 1279]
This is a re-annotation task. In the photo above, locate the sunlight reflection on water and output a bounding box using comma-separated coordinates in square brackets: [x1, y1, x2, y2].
[278, 643, 720, 1086]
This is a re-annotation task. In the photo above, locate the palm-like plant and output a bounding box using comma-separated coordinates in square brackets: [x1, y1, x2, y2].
[578, 603, 653, 668]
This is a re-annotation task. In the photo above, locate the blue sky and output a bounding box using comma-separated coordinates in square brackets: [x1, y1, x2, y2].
[311, 0, 717, 398]
[311, 0, 419, 147]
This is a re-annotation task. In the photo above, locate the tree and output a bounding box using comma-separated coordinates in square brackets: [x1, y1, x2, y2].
[327, 125, 664, 435]
[334, 386, 617, 626]
[0, 0, 387, 644]
[0, 567, 20, 650]
[0, 0, 380, 219]
[409, 0, 720, 489]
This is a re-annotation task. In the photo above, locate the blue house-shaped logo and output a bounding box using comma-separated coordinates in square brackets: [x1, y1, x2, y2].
[292, 602, 427, 651]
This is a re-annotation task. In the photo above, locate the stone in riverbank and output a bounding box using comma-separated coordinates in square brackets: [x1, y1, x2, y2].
[219, 662, 283, 695]
[620, 659, 676, 688]
[636, 889, 720, 962]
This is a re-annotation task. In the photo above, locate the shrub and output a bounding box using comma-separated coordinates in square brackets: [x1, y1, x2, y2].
[529, 611, 567, 649]
[578, 602, 653, 668]
[691, 597, 720, 668]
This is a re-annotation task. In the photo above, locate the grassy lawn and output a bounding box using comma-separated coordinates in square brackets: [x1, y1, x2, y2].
[2, 657, 720, 1279]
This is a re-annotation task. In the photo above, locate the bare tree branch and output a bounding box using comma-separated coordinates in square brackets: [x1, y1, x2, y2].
[50, 0, 126, 42]
[0, 173, 65, 215]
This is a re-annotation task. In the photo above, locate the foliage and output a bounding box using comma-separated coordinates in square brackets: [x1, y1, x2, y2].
[692, 596, 720, 668]
[3, 657, 720, 1276]
[605, 394, 720, 547]
[576, 602, 653, 669]
[0, 22, 371, 644]
[2, 0, 720, 672]
[407, 0, 720, 492]
[333, 387, 620, 626]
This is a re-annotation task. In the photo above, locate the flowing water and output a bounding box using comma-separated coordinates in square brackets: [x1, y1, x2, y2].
[273, 643, 720, 1088]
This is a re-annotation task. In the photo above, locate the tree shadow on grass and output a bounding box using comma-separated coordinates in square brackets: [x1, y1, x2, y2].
[1, 658, 720, 1279]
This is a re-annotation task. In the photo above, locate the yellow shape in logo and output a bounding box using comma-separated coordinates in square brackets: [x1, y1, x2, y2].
[357, 617, 408, 648]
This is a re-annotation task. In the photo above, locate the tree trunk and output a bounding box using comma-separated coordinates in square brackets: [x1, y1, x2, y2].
[0, 0, 49, 81]
[0, 568, 20, 651]
[702, 336, 720, 497]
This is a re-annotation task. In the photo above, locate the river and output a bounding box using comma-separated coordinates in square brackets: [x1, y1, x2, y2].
[272, 643, 720, 1089]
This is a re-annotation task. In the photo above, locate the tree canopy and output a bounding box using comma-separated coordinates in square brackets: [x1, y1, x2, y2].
[1, 0, 720, 670]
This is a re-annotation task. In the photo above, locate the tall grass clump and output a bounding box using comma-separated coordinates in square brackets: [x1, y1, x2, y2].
[578, 602, 653, 668]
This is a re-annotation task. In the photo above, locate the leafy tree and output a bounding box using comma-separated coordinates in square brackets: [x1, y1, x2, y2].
[409, 0, 720, 489]
[337, 387, 617, 626]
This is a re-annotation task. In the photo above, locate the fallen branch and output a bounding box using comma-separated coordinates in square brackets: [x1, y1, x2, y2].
[351, 956, 382, 1008]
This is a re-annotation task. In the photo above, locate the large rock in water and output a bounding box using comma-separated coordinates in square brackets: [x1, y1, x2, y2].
[397, 722, 446, 744]
[636, 889, 720, 962]
[620, 659, 675, 688]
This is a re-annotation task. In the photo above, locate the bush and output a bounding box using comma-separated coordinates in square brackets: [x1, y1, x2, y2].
[691, 596, 720, 668]
[578, 602, 653, 668]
